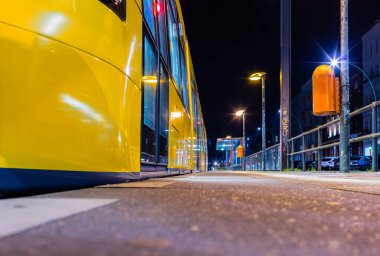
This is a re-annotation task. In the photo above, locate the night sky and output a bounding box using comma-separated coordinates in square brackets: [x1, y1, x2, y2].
[179, 0, 380, 159]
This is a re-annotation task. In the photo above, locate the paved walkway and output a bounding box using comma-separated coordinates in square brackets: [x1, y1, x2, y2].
[1, 171, 380, 256]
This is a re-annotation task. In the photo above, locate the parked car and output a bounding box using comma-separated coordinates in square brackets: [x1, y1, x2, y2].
[294, 160, 302, 169]
[333, 155, 364, 170]
[296, 160, 317, 171]
[321, 157, 339, 170]
[307, 160, 317, 170]
[358, 156, 372, 170]
[349, 155, 362, 170]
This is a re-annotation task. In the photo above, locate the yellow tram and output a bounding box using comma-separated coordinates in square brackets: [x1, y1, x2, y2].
[0, 0, 207, 194]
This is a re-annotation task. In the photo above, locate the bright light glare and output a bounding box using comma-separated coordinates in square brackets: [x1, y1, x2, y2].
[249, 76, 261, 81]
[235, 110, 245, 116]
[40, 13, 67, 36]
[331, 58, 339, 67]
[170, 111, 182, 119]
[249, 72, 267, 81]
[142, 76, 158, 84]
[61, 94, 105, 123]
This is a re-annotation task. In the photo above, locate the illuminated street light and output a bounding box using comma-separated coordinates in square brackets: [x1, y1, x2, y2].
[249, 72, 267, 81]
[235, 110, 245, 116]
[331, 58, 339, 67]
[249, 72, 267, 171]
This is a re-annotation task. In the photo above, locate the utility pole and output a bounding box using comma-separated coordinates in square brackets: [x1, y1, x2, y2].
[242, 113, 246, 171]
[280, 0, 291, 171]
[262, 77, 266, 171]
[340, 0, 350, 172]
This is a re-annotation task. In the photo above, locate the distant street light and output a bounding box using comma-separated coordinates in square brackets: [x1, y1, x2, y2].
[235, 110, 246, 170]
[249, 72, 267, 171]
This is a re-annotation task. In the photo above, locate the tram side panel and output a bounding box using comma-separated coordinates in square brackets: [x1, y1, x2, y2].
[0, 1, 143, 193]
[168, 80, 192, 172]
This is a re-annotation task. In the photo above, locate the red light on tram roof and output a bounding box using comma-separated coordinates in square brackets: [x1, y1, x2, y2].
[156, 3, 162, 14]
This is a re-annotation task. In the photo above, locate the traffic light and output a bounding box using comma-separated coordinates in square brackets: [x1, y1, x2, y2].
[312, 65, 340, 116]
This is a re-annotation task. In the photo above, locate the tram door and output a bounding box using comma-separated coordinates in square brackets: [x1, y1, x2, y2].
[141, 36, 169, 171]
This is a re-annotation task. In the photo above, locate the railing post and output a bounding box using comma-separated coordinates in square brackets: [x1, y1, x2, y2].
[302, 136, 306, 172]
[318, 129, 322, 171]
[372, 105, 378, 172]
[291, 140, 294, 171]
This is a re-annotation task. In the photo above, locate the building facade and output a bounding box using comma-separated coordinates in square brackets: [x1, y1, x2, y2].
[362, 19, 380, 156]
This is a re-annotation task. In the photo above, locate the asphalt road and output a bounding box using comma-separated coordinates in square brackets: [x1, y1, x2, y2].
[1, 171, 380, 256]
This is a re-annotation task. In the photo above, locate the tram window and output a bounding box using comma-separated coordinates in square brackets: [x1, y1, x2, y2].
[99, 0, 126, 21]
[168, 0, 177, 20]
[142, 36, 158, 162]
[157, 0, 169, 65]
[159, 64, 169, 164]
[167, 2, 181, 90]
[191, 75, 199, 130]
[143, 0, 156, 39]
[180, 48, 190, 112]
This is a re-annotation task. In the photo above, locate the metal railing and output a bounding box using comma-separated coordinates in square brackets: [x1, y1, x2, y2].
[245, 101, 380, 172]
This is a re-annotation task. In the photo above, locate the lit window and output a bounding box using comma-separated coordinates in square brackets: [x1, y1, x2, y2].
[167, 1, 181, 88]
[157, 0, 169, 64]
[143, 0, 156, 38]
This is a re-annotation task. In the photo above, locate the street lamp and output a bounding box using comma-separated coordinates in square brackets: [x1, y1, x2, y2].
[235, 110, 246, 170]
[249, 72, 267, 171]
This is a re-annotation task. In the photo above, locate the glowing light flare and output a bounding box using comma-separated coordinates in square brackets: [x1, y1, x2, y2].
[155, 2, 162, 15]
[61, 94, 106, 123]
[142, 76, 158, 84]
[249, 72, 267, 81]
[39, 13, 68, 36]
[170, 111, 182, 119]
[331, 58, 339, 67]
[249, 76, 261, 81]
[235, 110, 245, 116]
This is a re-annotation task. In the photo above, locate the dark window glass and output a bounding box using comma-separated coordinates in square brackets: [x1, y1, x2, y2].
[191, 72, 199, 130]
[168, 0, 178, 19]
[167, 4, 181, 89]
[142, 36, 158, 163]
[143, 0, 156, 39]
[157, 0, 169, 64]
[180, 48, 189, 112]
[159, 64, 169, 164]
[99, 0, 126, 21]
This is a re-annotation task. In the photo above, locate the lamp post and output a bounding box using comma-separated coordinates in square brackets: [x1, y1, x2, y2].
[340, 0, 350, 173]
[236, 110, 246, 170]
[249, 72, 267, 171]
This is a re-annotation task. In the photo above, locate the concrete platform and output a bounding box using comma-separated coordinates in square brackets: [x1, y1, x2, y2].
[1, 171, 380, 256]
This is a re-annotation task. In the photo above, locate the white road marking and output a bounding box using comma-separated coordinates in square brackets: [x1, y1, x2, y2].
[0, 198, 117, 239]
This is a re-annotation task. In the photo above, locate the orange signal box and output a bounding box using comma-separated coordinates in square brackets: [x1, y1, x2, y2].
[237, 145, 244, 158]
[312, 65, 340, 116]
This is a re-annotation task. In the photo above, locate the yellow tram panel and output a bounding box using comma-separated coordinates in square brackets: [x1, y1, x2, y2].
[0, 0, 143, 86]
[0, 22, 141, 173]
